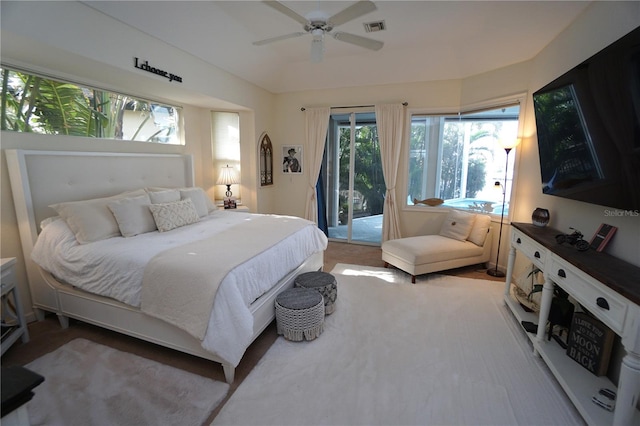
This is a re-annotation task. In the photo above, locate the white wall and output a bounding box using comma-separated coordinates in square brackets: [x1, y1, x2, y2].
[0, 1, 276, 318]
[513, 1, 640, 267]
[272, 79, 464, 218]
[273, 67, 529, 271]
[1, 1, 639, 320]
[273, 2, 640, 271]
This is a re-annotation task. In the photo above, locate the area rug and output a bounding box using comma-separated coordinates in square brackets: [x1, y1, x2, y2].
[213, 263, 584, 426]
[25, 338, 229, 426]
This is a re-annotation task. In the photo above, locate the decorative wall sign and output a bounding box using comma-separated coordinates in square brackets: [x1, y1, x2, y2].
[566, 312, 614, 376]
[134, 57, 183, 83]
[282, 145, 302, 174]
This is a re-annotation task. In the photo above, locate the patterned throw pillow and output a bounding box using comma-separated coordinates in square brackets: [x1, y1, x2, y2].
[149, 199, 200, 232]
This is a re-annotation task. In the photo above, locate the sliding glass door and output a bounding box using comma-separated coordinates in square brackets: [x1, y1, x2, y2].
[322, 112, 383, 245]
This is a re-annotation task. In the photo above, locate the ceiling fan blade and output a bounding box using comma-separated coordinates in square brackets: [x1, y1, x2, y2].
[328, 0, 377, 27]
[263, 1, 308, 25]
[332, 32, 383, 51]
[253, 32, 306, 46]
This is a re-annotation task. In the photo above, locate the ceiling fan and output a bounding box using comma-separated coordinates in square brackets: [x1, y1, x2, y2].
[253, 0, 383, 62]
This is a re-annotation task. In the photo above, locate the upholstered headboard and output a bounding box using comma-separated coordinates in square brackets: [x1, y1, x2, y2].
[6, 149, 194, 311]
[7, 150, 194, 233]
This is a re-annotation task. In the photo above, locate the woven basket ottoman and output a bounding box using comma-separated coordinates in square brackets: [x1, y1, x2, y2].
[275, 288, 325, 341]
[294, 271, 338, 314]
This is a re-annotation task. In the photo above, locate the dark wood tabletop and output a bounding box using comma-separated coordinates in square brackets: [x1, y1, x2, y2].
[511, 222, 640, 306]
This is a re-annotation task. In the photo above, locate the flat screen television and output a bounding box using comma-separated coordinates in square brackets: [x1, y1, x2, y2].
[532, 26, 640, 212]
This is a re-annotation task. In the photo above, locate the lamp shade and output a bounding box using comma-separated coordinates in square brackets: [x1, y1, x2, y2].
[500, 138, 521, 150]
[216, 165, 239, 186]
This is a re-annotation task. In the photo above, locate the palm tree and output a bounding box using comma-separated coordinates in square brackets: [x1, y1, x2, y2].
[440, 121, 499, 199]
[1, 70, 102, 135]
[1, 68, 172, 141]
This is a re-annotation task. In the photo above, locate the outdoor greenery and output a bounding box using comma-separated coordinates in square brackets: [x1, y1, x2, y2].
[408, 116, 505, 202]
[338, 123, 385, 217]
[0, 67, 180, 143]
[439, 121, 493, 199]
[335, 116, 504, 219]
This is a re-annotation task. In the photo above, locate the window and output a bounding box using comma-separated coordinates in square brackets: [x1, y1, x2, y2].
[0, 67, 182, 144]
[408, 104, 520, 215]
[211, 111, 241, 202]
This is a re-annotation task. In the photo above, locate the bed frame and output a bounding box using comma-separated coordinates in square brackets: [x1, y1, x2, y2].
[6, 149, 323, 383]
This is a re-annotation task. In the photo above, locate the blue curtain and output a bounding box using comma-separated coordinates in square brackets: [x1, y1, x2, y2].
[316, 168, 328, 236]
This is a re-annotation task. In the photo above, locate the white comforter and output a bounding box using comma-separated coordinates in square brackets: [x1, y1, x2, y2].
[31, 210, 328, 366]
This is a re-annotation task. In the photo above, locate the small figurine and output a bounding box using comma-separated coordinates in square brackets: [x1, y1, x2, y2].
[555, 227, 590, 251]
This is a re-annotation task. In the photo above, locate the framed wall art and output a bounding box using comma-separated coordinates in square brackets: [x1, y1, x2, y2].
[282, 145, 302, 174]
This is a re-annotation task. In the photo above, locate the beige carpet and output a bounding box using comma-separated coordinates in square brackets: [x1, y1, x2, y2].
[25, 338, 229, 426]
[212, 263, 584, 426]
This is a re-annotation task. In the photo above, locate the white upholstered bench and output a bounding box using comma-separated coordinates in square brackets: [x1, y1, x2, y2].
[382, 210, 493, 283]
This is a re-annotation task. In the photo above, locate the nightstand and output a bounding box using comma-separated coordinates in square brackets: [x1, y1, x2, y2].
[1, 258, 29, 355]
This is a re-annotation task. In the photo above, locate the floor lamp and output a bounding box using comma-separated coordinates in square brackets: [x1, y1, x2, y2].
[487, 138, 520, 277]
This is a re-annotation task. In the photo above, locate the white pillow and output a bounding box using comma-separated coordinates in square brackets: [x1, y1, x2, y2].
[50, 189, 146, 244]
[40, 216, 61, 230]
[467, 214, 491, 246]
[149, 199, 200, 232]
[439, 210, 476, 241]
[108, 194, 157, 237]
[180, 187, 210, 217]
[148, 189, 180, 204]
[148, 186, 216, 214]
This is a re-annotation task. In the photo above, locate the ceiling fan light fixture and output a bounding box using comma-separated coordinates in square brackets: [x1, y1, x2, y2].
[257, 1, 382, 62]
[310, 34, 324, 63]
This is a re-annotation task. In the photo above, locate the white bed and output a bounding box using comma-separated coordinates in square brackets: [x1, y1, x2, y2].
[6, 149, 327, 383]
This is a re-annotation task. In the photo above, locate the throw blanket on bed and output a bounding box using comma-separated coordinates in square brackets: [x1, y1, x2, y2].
[141, 214, 314, 340]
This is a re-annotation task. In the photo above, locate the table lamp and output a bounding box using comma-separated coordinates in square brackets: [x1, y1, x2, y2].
[217, 165, 239, 198]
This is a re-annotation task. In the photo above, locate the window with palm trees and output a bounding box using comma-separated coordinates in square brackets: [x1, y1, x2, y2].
[1, 67, 182, 144]
[408, 105, 520, 215]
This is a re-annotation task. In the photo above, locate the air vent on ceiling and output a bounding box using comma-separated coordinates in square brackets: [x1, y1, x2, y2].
[363, 20, 386, 33]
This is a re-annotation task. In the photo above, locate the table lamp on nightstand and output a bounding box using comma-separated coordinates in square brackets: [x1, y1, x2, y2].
[217, 165, 239, 208]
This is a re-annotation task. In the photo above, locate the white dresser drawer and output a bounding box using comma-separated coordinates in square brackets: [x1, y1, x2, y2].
[548, 257, 628, 335]
[512, 229, 547, 268]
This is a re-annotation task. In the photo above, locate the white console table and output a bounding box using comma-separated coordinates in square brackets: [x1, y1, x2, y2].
[504, 223, 640, 426]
